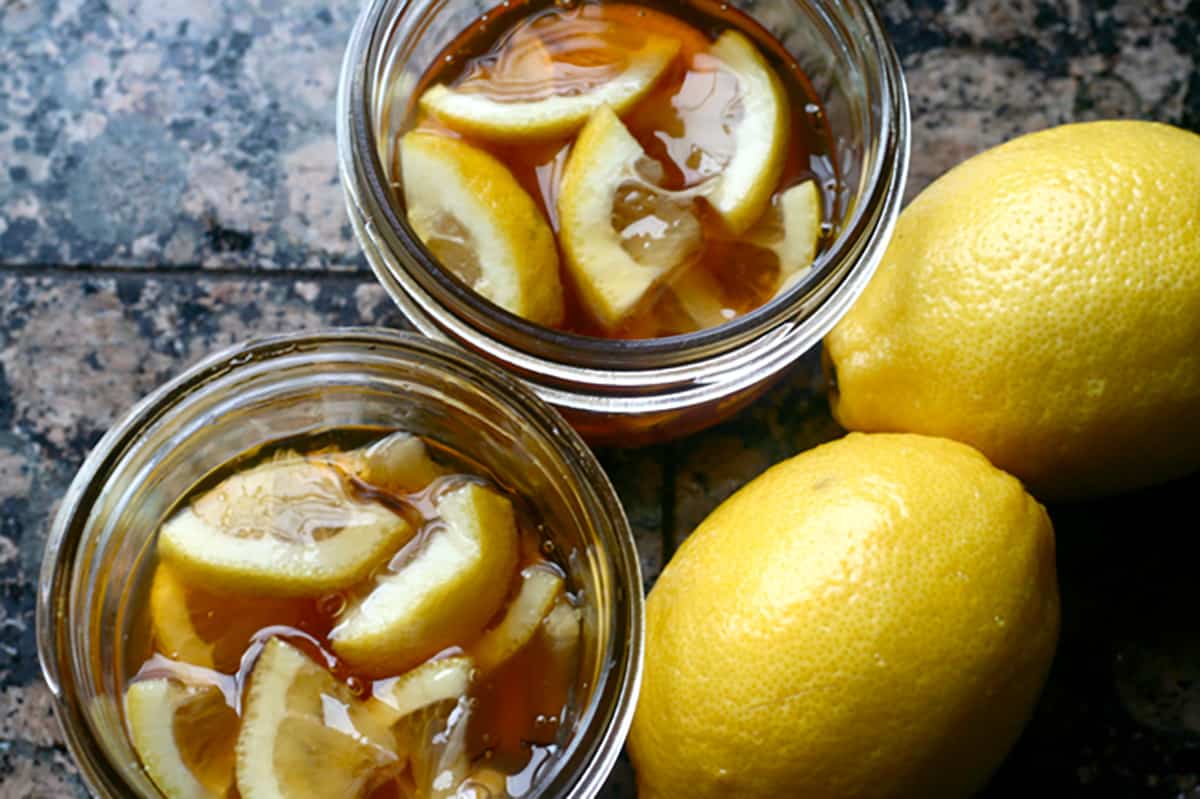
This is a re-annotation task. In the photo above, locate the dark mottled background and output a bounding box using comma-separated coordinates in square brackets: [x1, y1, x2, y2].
[2, 0, 1199, 796]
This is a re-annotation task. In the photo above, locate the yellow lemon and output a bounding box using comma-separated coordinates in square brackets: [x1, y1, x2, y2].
[628, 433, 1059, 799]
[825, 121, 1200, 500]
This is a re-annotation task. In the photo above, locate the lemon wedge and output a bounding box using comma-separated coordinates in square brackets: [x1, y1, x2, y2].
[542, 595, 583, 661]
[670, 180, 822, 326]
[757, 180, 822, 295]
[150, 564, 305, 673]
[667, 267, 732, 330]
[125, 679, 238, 799]
[469, 567, 563, 675]
[559, 106, 704, 328]
[158, 454, 413, 598]
[401, 132, 564, 326]
[375, 656, 474, 719]
[704, 30, 790, 234]
[236, 638, 400, 799]
[418, 35, 680, 142]
[330, 483, 520, 676]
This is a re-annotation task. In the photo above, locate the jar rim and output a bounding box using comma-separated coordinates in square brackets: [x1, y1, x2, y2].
[36, 328, 645, 799]
[338, 0, 910, 385]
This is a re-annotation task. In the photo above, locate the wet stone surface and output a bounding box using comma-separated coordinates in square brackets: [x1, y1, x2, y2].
[1, 0, 1199, 796]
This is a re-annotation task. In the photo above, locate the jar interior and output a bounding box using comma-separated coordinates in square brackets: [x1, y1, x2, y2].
[358, 0, 894, 362]
[50, 335, 638, 797]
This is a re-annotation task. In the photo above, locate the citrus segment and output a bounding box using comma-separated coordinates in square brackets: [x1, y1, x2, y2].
[149, 564, 306, 673]
[375, 656, 474, 719]
[235, 638, 399, 799]
[330, 483, 520, 676]
[158, 454, 413, 598]
[559, 106, 702, 328]
[401, 132, 564, 326]
[418, 35, 680, 141]
[703, 30, 789, 234]
[125, 679, 238, 799]
[469, 566, 563, 675]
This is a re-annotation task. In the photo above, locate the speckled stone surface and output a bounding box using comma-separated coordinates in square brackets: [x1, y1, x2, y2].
[2, 0, 1199, 796]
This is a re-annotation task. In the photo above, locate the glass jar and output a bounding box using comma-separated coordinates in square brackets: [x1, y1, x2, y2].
[36, 329, 643, 799]
[337, 0, 910, 445]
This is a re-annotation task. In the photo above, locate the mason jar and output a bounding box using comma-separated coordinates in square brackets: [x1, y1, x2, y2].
[37, 329, 643, 799]
[337, 0, 910, 445]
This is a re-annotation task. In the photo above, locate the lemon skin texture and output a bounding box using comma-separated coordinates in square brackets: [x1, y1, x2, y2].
[628, 433, 1059, 799]
[825, 121, 1200, 500]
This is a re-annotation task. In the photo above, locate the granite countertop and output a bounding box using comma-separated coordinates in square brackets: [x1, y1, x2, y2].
[2, 0, 1199, 796]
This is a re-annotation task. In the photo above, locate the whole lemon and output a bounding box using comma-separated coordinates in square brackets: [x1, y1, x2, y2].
[628, 433, 1059, 799]
[825, 121, 1200, 500]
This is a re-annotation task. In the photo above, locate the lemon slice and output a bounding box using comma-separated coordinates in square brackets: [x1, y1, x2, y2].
[150, 564, 306, 673]
[158, 454, 413, 598]
[375, 656, 474, 719]
[704, 31, 790, 234]
[401, 132, 564, 326]
[469, 567, 563, 675]
[419, 35, 680, 142]
[331, 483, 520, 676]
[236, 638, 400, 798]
[559, 106, 704, 328]
[125, 679, 238, 799]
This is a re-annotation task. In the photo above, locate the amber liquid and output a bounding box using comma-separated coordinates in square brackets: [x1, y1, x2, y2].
[125, 428, 580, 798]
[404, 0, 838, 338]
